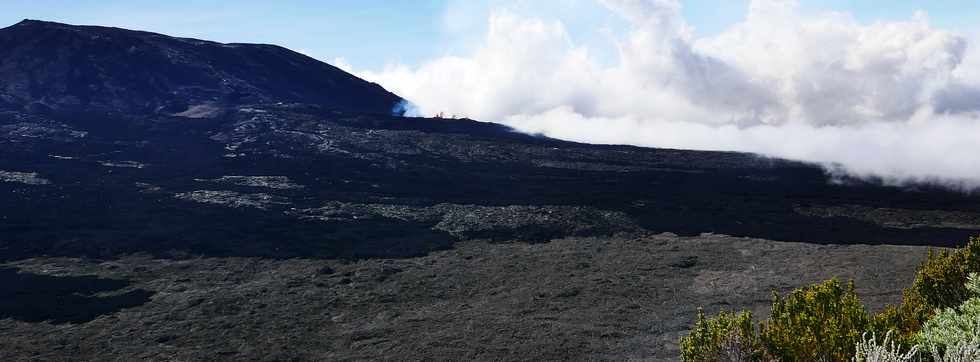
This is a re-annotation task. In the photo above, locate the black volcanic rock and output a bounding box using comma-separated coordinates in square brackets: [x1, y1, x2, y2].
[0, 20, 402, 116]
[0, 267, 153, 323]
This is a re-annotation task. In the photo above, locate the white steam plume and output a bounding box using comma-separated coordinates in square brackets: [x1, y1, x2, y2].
[355, 0, 980, 189]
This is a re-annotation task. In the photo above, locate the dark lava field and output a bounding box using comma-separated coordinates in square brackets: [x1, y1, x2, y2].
[1, 20, 979, 361]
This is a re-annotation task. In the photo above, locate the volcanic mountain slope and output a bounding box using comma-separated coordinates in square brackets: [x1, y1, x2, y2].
[0, 20, 401, 116]
[2, 20, 980, 263]
[5, 98, 980, 260]
[1, 20, 980, 360]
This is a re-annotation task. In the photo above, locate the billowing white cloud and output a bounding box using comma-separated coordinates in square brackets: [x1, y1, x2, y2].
[354, 0, 980, 189]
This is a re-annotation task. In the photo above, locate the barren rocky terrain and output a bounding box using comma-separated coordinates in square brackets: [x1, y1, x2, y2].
[1, 233, 933, 361]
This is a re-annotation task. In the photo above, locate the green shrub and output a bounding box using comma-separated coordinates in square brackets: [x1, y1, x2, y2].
[916, 273, 980, 354]
[873, 293, 929, 349]
[680, 309, 764, 361]
[759, 279, 871, 361]
[912, 237, 980, 310]
[680, 280, 871, 361]
[875, 236, 980, 348]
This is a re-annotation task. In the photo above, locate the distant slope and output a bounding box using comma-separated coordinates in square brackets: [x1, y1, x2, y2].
[1, 21, 979, 262]
[0, 20, 402, 115]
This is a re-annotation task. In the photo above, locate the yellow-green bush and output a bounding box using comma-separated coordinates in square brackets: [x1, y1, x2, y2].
[680, 280, 871, 361]
[912, 237, 980, 310]
[759, 279, 871, 361]
[680, 309, 764, 361]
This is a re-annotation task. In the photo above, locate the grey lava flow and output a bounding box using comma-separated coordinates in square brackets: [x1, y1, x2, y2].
[1, 20, 979, 361]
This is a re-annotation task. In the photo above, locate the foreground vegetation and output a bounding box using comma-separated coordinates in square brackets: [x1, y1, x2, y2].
[681, 236, 980, 361]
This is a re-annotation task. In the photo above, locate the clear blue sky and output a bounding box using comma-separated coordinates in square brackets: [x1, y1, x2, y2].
[3, 1, 978, 70]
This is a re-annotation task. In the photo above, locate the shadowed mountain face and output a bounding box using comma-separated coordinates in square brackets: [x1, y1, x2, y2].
[0, 20, 402, 116]
[1, 20, 979, 262]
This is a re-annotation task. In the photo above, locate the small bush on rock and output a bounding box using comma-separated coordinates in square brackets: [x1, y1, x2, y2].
[680, 309, 765, 361]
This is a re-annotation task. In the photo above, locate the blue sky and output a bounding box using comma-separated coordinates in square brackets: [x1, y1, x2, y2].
[3, 1, 978, 70]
